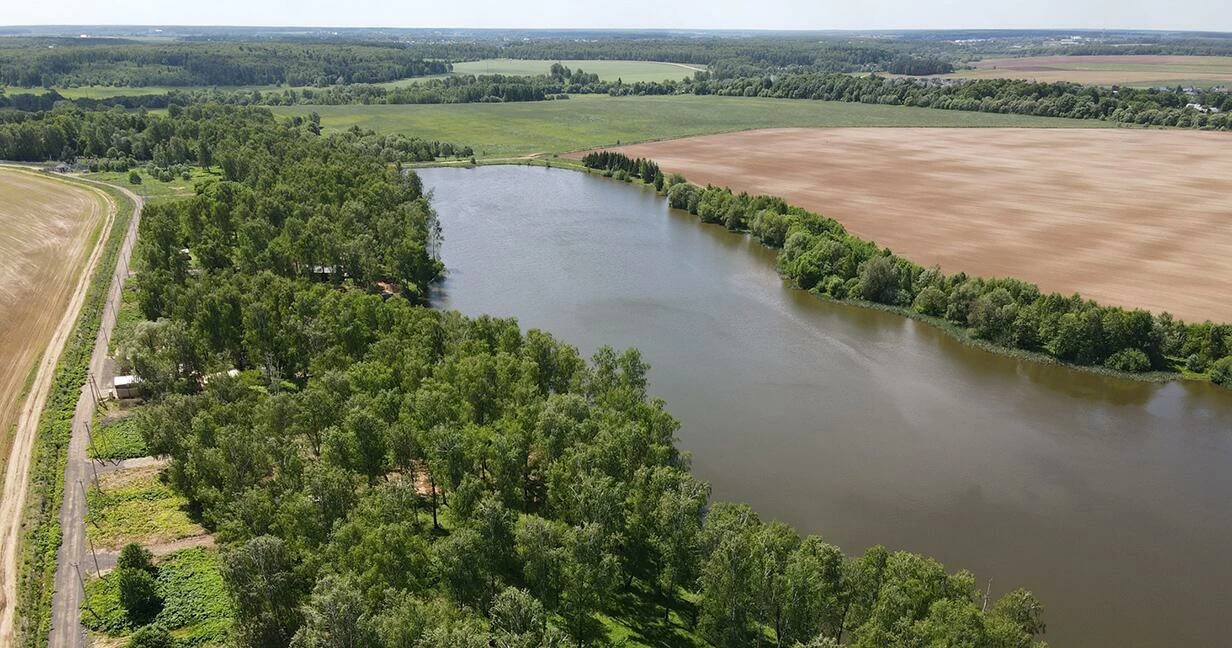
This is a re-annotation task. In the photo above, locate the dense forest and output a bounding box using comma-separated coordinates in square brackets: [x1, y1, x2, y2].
[583, 152, 1232, 383]
[0, 40, 450, 87]
[0, 104, 472, 165]
[41, 104, 1052, 647]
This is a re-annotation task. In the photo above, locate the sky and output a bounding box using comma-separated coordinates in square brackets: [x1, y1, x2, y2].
[2, 0, 1230, 32]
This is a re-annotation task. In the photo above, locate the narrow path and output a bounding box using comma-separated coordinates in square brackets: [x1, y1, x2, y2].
[47, 181, 142, 648]
[0, 172, 122, 647]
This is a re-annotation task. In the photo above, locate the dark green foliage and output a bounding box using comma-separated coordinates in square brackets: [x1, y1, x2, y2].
[126, 624, 174, 648]
[117, 544, 155, 573]
[0, 40, 449, 88]
[1211, 356, 1232, 385]
[116, 568, 162, 625]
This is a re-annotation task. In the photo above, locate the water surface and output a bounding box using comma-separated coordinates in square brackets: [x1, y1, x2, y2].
[421, 165, 1232, 648]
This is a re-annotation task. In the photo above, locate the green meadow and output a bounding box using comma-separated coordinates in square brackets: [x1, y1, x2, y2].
[451, 58, 705, 82]
[272, 93, 1109, 157]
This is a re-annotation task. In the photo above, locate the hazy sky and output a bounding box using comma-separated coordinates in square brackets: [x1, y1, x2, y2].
[3, 0, 1230, 32]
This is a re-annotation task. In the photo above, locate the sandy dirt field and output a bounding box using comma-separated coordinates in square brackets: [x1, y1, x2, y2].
[608, 128, 1232, 323]
[948, 55, 1232, 86]
[0, 170, 104, 468]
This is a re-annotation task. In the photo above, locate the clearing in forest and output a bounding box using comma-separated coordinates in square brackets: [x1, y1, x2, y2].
[608, 127, 1232, 323]
[948, 55, 1232, 87]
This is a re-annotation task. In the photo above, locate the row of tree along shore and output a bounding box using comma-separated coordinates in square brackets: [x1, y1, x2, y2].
[581, 151, 1232, 385]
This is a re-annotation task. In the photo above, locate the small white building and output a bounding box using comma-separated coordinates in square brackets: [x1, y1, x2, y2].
[113, 375, 142, 399]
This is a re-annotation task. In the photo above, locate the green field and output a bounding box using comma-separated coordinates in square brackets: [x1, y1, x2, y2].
[272, 93, 1109, 157]
[23, 59, 696, 98]
[451, 58, 704, 82]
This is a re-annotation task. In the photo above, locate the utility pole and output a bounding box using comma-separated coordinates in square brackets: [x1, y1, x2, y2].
[74, 562, 101, 620]
[87, 536, 101, 577]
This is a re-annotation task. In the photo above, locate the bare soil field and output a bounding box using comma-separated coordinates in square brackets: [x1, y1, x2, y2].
[948, 55, 1232, 86]
[0, 170, 105, 468]
[608, 128, 1232, 323]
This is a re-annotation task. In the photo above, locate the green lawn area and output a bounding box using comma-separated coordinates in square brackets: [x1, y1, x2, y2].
[85, 166, 215, 205]
[89, 415, 148, 461]
[273, 93, 1109, 157]
[83, 547, 232, 647]
[452, 58, 704, 83]
[86, 466, 204, 550]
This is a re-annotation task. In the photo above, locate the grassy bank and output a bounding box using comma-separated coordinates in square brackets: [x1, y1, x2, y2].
[16, 180, 136, 648]
[272, 93, 1108, 158]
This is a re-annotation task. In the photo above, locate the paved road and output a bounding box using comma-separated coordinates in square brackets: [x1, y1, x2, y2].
[47, 182, 143, 648]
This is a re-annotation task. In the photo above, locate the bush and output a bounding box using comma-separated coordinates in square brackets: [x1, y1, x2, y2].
[128, 624, 175, 648]
[1104, 348, 1151, 373]
[1211, 356, 1232, 386]
[858, 255, 899, 304]
[913, 285, 947, 317]
[1186, 353, 1208, 373]
[118, 543, 155, 573]
[117, 568, 162, 624]
[128, 170, 142, 185]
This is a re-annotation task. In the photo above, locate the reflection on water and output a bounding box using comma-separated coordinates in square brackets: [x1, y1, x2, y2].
[420, 165, 1232, 648]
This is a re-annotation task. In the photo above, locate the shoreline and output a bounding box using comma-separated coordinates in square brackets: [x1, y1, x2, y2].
[416, 158, 1220, 390]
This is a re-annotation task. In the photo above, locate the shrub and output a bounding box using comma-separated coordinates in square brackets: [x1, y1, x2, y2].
[913, 285, 947, 317]
[1104, 348, 1151, 373]
[858, 255, 899, 304]
[128, 624, 175, 648]
[128, 170, 142, 185]
[117, 568, 162, 624]
[1211, 356, 1232, 386]
[117, 543, 155, 573]
[1186, 353, 1208, 373]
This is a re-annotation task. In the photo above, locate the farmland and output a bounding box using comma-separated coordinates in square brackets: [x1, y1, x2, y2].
[949, 55, 1232, 87]
[0, 169, 106, 472]
[274, 93, 1107, 157]
[611, 127, 1232, 323]
[451, 58, 705, 82]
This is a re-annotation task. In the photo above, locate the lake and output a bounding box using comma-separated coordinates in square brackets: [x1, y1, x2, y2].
[421, 164, 1232, 647]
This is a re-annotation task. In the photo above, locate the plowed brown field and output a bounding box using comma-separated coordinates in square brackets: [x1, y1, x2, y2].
[0, 169, 105, 466]
[948, 55, 1232, 86]
[607, 128, 1232, 323]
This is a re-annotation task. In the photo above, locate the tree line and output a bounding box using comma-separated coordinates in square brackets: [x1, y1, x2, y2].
[583, 151, 1232, 383]
[99, 105, 1049, 647]
[0, 104, 471, 164]
[0, 39, 451, 88]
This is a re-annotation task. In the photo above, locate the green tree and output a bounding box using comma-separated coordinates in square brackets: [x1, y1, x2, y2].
[116, 567, 162, 624]
[223, 536, 303, 647]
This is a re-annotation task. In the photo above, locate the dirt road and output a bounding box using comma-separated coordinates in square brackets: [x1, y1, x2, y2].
[609, 127, 1232, 323]
[0, 173, 140, 647]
